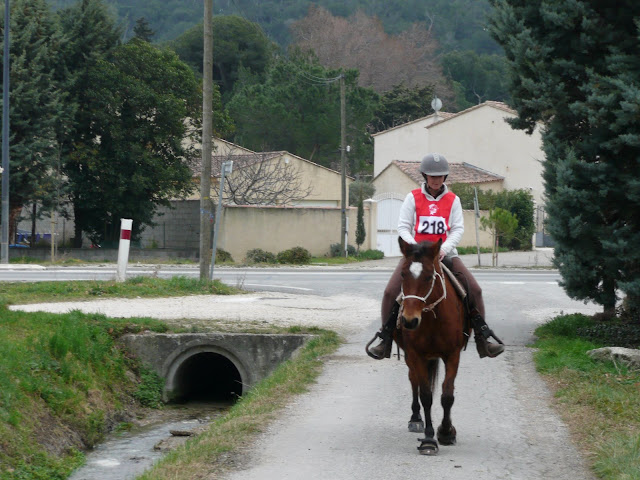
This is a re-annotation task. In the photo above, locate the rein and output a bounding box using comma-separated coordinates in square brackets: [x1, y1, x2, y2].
[401, 263, 447, 314]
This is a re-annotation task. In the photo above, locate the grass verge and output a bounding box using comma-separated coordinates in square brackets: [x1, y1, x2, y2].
[0, 306, 170, 480]
[533, 314, 640, 479]
[137, 328, 341, 480]
[0, 275, 238, 305]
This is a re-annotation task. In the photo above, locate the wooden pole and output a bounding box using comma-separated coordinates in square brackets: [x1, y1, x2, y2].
[199, 0, 214, 279]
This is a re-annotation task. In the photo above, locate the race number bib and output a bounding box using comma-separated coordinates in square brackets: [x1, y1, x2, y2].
[417, 216, 447, 235]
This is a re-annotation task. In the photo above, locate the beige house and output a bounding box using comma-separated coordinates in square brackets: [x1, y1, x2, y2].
[189, 139, 351, 207]
[372, 101, 546, 255]
[139, 139, 375, 260]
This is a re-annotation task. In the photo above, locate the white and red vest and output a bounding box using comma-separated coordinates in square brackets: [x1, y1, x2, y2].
[412, 189, 456, 243]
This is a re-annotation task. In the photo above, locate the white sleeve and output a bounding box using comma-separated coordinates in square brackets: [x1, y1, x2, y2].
[397, 192, 417, 245]
[442, 196, 464, 256]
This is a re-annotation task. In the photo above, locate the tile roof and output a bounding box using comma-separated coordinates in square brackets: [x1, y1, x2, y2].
[426, 101, 516, 130]
[370, 111, 456, 137]
[371, 101, 516, 137]
[191, 152, 284, 177]
[393, 160, 504, 185]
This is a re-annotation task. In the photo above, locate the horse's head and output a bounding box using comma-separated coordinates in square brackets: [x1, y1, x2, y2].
[398, 237, 443, 330]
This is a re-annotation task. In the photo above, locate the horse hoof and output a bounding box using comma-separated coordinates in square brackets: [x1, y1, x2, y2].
[408, 421, 424, 433]
[417, 438, 439, 455]
[438, 435, 456, 446]
[437, 425, 457, 445]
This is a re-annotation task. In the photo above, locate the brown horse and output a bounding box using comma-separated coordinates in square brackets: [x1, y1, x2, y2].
[394, 237, 471, 455]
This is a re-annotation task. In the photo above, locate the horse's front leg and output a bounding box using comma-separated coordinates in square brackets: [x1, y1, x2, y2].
[437, 351, 461, 446]
[407, 369, 424, 433]
[417, 359, 438, 455]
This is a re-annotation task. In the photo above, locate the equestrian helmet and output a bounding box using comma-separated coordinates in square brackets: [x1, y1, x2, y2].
[419, 153, 449, 176]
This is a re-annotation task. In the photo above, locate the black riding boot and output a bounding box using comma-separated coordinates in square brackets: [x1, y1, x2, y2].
[366, 302, 400, 360]
[471, 314, 505, 358]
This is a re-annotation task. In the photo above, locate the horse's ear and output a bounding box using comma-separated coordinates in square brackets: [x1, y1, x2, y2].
[398, 237, 411, 257]
[431, 238, 443, 257]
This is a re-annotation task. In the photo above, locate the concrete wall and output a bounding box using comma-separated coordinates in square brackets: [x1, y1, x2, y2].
[217, 202, 377, 261]
[120, 332, 310, 401]
[137, 199, 377, 261]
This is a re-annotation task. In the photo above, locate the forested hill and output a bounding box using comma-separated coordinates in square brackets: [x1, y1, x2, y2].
[47, 0, 500, 54]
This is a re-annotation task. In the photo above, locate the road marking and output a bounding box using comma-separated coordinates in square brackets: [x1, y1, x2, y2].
[500, 281, 526, 285]
[242, 283, 313, 292]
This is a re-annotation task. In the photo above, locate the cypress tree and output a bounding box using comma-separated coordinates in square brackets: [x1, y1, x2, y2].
[0, 0, 67, 237]
[489, 1, 640, 315]
[356, 194, 365, 254]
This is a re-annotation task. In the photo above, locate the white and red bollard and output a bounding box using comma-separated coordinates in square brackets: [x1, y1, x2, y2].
[116, 218, 133, 282]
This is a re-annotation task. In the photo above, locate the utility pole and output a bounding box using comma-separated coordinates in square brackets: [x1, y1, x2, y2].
[340, 74, 347, 257]
[199, 0, 213, 279]
[1, 0, 10, 263]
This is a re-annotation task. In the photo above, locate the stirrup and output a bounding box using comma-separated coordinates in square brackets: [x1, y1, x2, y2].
[366, 332, 392, 360]
[478, 324, 504, 345]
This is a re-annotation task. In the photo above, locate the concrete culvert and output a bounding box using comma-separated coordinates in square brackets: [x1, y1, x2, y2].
[172, 352, 242, 403]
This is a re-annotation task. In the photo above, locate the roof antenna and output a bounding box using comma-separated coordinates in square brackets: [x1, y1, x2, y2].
[431, 96, 442, 118]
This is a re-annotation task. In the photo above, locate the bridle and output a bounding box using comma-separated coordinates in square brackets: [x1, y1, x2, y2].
[400, 261, 447, 314]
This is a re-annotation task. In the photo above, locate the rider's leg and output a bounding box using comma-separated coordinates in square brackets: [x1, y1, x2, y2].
[366, 259, 403, 360]
[450, 257, 505, 358]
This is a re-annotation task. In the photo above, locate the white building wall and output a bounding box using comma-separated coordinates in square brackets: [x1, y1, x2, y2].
[372, 114, 445, 177]
[426, 107, 545, 206]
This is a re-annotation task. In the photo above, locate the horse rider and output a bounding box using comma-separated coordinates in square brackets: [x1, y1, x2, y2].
[366, 152, 505, 360]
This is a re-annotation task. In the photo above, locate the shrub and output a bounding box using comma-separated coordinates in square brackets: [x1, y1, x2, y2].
[215, 248, 234, 263]
[329, 243, 357, 257]
[357, 249, 384, 260]
[277, 247, 311, 264]
[245, 248, 277, 264]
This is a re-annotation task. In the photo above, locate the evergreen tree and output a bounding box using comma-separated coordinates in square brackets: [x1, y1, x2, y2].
[57, 0, 121, 246]
[66, 39, 211, 244]
[168, 15, 275, 99]
[0, 0, 67, 238]
[369, 84, 434, 134]
[227, 53, 377, 173]
[489, 1, 640, 314]
[355, 194, 365, 253]
[133, 16, 155, 42]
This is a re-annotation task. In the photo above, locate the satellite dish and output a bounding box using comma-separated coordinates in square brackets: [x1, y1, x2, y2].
[431, 96, 442, 113]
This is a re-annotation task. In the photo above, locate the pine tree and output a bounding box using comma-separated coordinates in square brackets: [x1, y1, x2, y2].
[489, 1, 640, 315]
[133, 17, 154, 42]
[0, 0, 67, 239]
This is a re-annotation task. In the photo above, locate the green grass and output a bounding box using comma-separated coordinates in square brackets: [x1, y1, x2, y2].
[137, 329, 341, 479]
[0, 275, 238, 305]
[0, 277, 341, 479]
[0, 306, 170, 480]
[533, 314, 640, 479]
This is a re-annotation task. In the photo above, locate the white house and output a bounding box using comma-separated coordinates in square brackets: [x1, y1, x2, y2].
[373, 101, 545, 206]
[371, 101, 547, 255]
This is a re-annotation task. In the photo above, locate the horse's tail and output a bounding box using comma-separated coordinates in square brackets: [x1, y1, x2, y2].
[427, 358, 439, 393]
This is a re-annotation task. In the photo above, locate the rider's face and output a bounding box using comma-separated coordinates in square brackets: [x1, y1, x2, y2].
[426, 175, 445, 193]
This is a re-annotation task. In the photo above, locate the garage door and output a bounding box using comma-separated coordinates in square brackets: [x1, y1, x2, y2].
[373, 192, 405, 257]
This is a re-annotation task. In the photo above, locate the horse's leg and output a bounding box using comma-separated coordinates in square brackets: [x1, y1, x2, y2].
[408, 369, 424, 432]
[437, 350, 461, 446]
[417, 359, 439, 455]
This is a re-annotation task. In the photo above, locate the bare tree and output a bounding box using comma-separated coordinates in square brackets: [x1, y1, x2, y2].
[212, 151, 314, 206]
[290, 6, 453, 100]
